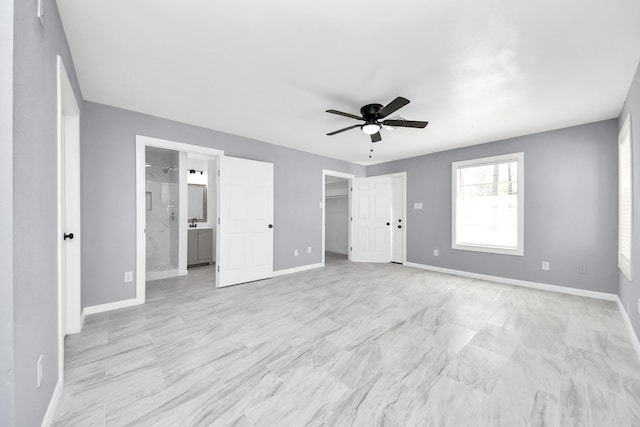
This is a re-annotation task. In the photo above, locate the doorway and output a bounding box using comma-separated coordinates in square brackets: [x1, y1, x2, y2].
[322, 170, 355, 265]
[324, 176, 349, 261]
[325, 171, 406, 265]
[144, 148, 219, 282]
[137, 137, 275, 298]
[136, 136, 223, 302]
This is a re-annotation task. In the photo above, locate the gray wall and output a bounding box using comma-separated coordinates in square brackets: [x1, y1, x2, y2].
[619, 61, 640, 342]
[12, 0, 82, 425]
[1, 0, 15, 424]
[80, 101, 365, 307]
[368, 120, 619, 294]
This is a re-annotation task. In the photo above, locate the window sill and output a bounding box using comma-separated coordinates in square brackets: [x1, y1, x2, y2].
[452, 243, 523, 256]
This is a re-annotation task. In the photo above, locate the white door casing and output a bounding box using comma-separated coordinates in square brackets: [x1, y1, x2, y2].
[136, 135, 224, 302]
[391, 175, 404, 263]
[218, 156, 274, 287]
[350, 176, 392, 262]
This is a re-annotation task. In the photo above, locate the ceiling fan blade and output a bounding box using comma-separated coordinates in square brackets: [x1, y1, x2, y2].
[371, 132, 382, 143]
[326, 109, 363, 121]
[377, 97, 410, 118]
[383, 119, 429, 128]
[327, 124, 361, 136]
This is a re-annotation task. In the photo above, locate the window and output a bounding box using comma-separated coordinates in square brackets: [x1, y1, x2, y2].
[452, 152, 524, 256]
[619, 115, 633, 280]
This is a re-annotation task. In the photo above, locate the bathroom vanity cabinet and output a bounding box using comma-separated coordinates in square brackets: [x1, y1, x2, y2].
[187, 228, 214, 267]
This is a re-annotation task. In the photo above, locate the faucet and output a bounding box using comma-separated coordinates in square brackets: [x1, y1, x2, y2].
[191, 218, 197, 228]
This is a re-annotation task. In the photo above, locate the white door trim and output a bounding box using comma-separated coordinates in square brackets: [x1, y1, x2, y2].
[368, 171, 407, 264]
[321, 169, 355, 265]
[135, 135, 223, 303]
[56, 55, 81, 386]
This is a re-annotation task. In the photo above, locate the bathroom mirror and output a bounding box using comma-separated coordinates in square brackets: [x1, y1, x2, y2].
[187, 184, 207, 222]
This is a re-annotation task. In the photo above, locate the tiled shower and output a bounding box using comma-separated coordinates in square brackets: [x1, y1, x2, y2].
[145, 146, 180, 279]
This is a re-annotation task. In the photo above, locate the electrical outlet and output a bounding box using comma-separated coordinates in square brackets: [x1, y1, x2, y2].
[414, 202, 423, 209]
[294, 249, 299, 257]
[433, 249, 439, 256]
[307, 246, 312, 254]
[124, 271, 133, 283]
[541, 261, 550, 271]
[37, 354, 43, 387]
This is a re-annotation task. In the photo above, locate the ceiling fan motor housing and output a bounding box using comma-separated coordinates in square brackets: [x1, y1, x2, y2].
[361, 103, 383, 122]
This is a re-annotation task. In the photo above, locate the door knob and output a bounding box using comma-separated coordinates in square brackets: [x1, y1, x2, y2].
[268, 224, 273, 229]
[397, 225, 402, 229]
[64, 233, 74, 240]
[386, 222, 390, 226]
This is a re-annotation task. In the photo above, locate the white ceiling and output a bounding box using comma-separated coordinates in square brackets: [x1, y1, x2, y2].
[57, 0, 640, 165]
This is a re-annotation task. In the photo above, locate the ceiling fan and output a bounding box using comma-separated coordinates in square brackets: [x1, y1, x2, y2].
[326, 96, 428, 143]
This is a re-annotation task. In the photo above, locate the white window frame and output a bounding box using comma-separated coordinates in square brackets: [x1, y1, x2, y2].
[619, 114, 633, 281]
[452, 152, 524, 256]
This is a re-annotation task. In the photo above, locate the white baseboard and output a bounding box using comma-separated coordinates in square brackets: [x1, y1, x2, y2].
[82, 297, 143, 316]
[404, 262, 618, 301]
[41, 378, 63, 427]
[272, 262, 323, 277]
[616, 297, 640, 360]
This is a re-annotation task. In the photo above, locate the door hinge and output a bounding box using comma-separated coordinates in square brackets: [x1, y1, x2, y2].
[350, 246, 352, 251]
[218, 218, 220, 224]
[218, 170, 220, 177]
[350, 217, 353, 221]
[217, 265, 220, 272]
[350, 187, 353, 192]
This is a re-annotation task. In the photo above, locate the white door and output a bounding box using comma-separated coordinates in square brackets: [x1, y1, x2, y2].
[58, 56, 81, 337]
[391, 175, 404, 263]
[351, 177, 392, 262]
[218, 156, 274, 287]
[60, 117, 67, 338]
[60, 113, 82, 335]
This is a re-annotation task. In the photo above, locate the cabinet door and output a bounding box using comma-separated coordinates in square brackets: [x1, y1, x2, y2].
[198, 229, 213, 262]
[187, 230, 198, 265]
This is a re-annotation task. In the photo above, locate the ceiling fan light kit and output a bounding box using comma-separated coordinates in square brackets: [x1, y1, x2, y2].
[361, 123, 381, 135]
[326, 97, 429, 158]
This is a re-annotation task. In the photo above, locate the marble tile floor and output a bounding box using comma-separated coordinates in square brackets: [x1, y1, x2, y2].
[53, 253, 640, 426]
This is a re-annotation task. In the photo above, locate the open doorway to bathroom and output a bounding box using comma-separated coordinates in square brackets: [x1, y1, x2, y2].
[145, 146, 186, 280]
[142, 145, 220, 291]
[137, 136, 226, 303]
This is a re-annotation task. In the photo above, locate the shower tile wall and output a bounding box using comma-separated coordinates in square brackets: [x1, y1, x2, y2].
[146, 147, 180, 273]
